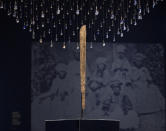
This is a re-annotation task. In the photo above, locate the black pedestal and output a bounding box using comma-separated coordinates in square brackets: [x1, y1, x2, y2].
[46, 120, 119, 131]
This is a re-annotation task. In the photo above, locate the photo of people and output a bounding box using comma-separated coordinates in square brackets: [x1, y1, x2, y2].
[31, 43, 165, 131]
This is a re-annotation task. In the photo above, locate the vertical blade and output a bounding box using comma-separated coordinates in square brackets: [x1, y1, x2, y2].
[80, 25, 86, 117]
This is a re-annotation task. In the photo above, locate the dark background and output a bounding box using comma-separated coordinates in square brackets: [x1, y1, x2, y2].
[0, 1, 166, 131]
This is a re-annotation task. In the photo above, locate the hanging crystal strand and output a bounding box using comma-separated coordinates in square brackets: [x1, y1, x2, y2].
[55, 34, 58, 42]
[32, 0, 36, 40]
[43, 30, 46, 38]
[120, 29, 124, 37]
[121, 0, 125, 38]
[146, 1, 150, 14]
[113, 34, 116, 42]
[56, 1, 60, 15]
[12, 1, 17, 18]
[50, 25, 54, 48]
[138, 0, 142, 20]
[126, 0, 130, 32]
[102, 40, 106, 47]
[76, 20, 79, 50]
[76, 8, 79, 50]
[1, 0, 163, 47]
[134, 18, 137, 26]
[76, 1, 79, 15]
[152, 0, 156, 8]
[89, 11, 93, 49]
[95, 0, 99, 16]
[55, 4, 58, 43]
[117, 27, 120, 35]
[60, 28, 63, 36]
[63, 42, 66, 49]
[32, 30, 35, 39]
[111, 0, 115, 43]
[102, 1, 106, 47]
[93, 33, 96, 41]
[22, 1, 27, 30]
[72, 29, 76, 36]
[105, 17, 109, 39]
[0, 0, 4, 9]
[14, 0, 18, 11]
[39, 35, 43, 44]
[63, 3, 66, 49]
[7, 2, 12, 16]
[48, 0, 53, 42]
[76, 42, 79, 50]
[113, 20, 116, 42]
[55, 1, 58, 43]
[90, 42, 93, 48]
[16, 15, 20, 23]
[50, 39, 53, 47]
[51, 0, 56, 44]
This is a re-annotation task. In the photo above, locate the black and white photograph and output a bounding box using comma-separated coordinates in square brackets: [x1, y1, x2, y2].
[31, 43, 165, 131]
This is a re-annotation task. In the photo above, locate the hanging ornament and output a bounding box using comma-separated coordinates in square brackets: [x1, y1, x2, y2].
[41, 11, 45, 18]
[95, 7, 99, 16]
[123, 24, 126, 31]
[13, 11, 16, 17]
[0, 1, 3, 9]
[65, 24, 68, 30]
[36, 24, 39, 30]
[57, 7, 60, 15]
[53, 22, 56, 28]
[60, 29, 63, 36]
[97, 29, 100, 35]
[109, 27, 111, 32]
[48, 29, 51, 34]
[16, 17, 19, 23]
[0, 0, 163, 48]
[90, 42, 93, 48]
[111, 11, 114, 19]
[29, 26, 32, 32]
[94, 34, 96, 41]
[127, 25, 130, 32]
[39, 37, 43, 44]
[134, 0, 137, 6]
[134, 20, 137, 26]
[120, 32, 124, 37]
[120, 18, 124, 25]
[63, 42, 66, 49]
[76, 42, 79, 50]
[102, 41, 106, 47]
[14, 1, 18, 10]
[76, 5, 80, 15]
[73, 30, 76, 36]
[32, 31, 35, 39]
[113, 35, 116, 42]
[50, 40, 53, 48]
[23, 23, 26, 30]
[106, 32, 109, 39]
[138, 13, 142, 20]
[117, 28, 120, 35]
[55, 34, 58, 41]
[153, 0, 156, 8]
[41, 22, 45, 28]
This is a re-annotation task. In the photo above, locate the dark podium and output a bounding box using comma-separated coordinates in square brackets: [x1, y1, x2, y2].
[46, 119, 119, 131]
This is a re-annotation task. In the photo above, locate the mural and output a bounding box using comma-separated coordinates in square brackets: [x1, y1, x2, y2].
[31, 43, 165, 131]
